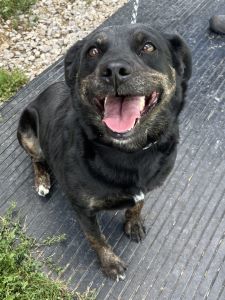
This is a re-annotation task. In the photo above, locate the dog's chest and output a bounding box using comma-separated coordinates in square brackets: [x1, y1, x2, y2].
[84, 145, 165, 193]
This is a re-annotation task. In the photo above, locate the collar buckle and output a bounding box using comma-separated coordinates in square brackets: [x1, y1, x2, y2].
[142, 141, 157, 150]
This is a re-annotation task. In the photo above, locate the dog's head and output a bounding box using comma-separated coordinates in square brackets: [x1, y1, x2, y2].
[65, 24, 192, 151]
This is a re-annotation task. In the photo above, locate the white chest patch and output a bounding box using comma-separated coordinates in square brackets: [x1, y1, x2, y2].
[133, 191, 145, 203]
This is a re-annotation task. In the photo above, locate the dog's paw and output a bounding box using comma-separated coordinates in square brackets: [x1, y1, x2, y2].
[124, 218, 146, 242]
[100, 250, 127, 280]
[36, 184, 50, 197]
[34, 172, 51, 197]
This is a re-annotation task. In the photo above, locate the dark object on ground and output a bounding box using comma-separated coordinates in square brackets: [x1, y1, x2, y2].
[17, 24, 192, 281]
[209, 15, 225, 34]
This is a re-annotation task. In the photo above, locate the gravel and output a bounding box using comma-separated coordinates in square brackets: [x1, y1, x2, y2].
[0, 0, 128, 80]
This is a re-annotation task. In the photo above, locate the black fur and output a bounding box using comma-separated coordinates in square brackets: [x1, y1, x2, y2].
[17, 24, 192, 279]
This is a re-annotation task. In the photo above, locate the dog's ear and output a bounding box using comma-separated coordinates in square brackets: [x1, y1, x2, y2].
[166, 34, 192, 82]
[64, 39, 86, 88]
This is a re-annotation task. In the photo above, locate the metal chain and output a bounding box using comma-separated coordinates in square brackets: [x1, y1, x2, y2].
[130, 0, 139, 24]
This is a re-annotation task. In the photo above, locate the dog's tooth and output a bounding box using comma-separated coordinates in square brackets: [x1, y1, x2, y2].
[152, 92, 159, 104]
[139, 96, 145, 111]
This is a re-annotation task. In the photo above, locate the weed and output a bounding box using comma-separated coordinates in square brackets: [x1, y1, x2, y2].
[0, 68, 28, 103]
[84, 0, 93, 5]
[0, 0, 37, 20]
[0, 203, 96, 300]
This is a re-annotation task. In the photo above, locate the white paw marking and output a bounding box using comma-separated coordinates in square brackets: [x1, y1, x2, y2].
[37, 184, 49, 197]
[116, 274, 126, 282]
[133, 191, 145, 203]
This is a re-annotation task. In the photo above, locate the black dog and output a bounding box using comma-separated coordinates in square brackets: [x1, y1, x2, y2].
[17, 24, 192, 280]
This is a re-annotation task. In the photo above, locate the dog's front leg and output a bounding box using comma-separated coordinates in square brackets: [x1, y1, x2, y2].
[124, 200, 146, 242]
[75, 207, 126, 280]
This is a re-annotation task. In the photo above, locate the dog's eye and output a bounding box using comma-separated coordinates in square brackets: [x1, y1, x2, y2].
[88, 47, 100, 58]
[142, 42, 155, 53]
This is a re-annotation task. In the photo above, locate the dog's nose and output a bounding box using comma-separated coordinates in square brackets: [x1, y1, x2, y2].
[100, 62, 132, 85]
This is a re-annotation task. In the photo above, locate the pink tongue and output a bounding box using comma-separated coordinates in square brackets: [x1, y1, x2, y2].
[103, 96, 143, 133]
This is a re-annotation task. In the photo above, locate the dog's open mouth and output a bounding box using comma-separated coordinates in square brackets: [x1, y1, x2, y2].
[96, 91, 159, 134]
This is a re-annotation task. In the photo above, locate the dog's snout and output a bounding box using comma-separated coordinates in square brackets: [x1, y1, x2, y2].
[100, 62, 132, 86]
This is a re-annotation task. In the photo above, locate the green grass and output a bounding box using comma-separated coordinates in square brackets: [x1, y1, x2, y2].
[0, 68, 28, 103]
[84, 0, 93, 5]
[0, 0, 37, 20]
[0, 203, 96, 300]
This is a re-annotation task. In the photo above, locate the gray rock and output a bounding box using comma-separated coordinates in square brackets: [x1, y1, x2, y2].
[209, 15, 225, 34]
